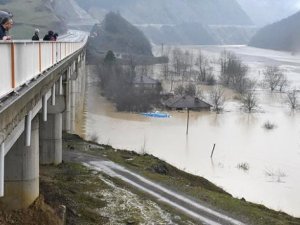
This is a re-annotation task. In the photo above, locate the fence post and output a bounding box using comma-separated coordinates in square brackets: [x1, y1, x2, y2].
[10, 43, 15, 88]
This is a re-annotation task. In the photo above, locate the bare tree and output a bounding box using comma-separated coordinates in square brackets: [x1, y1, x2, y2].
[263, 66, 285, 92]
[219, 50, 249, 93]
[210, 86, 225, 113]
[161, 62, 170, 80]
[184, 50, 194, 81]
[174, 84, 185, 96]
[196, 51, 210, 81]
[287, 90, 298, 109]
[171, 48, 184, 91]
[278, 75, 289, 92]
[185, 83, 196, 96]
[172, 48, 184, 77]
[241, 89, 258, 113]
[161, 47, 171, 80]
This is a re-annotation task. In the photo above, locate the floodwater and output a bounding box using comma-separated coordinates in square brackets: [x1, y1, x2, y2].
[84, 45, 300, 217]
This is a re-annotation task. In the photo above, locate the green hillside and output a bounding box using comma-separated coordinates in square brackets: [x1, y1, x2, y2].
[0, 0, 66, 39]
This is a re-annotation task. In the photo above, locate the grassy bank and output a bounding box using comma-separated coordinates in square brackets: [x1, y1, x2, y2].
[40, 157, 197, 224]
[2, 133, 298, 224]
[63, 133, 300, 225]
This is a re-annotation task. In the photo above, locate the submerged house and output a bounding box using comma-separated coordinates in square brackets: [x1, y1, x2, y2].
[132, 75, 162, 93]
[163, 95, 212, 111]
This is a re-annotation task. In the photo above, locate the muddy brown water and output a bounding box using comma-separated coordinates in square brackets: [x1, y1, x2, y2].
[83, 46, 300, 217]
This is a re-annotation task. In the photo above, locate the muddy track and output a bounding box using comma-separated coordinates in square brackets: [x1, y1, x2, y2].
[64, 150, 245, 225]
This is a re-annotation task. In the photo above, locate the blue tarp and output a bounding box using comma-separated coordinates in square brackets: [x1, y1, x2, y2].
[141, 111, 171, 118]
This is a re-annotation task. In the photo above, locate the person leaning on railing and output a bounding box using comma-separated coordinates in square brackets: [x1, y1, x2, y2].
[0, 17, 13, 40]
[32, 29, 40, 41]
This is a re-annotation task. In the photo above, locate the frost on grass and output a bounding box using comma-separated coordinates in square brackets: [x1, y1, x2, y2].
[90, 175, 195, 225]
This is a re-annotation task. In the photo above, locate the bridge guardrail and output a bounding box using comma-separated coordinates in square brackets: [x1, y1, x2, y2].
[0, 39, 87, 99]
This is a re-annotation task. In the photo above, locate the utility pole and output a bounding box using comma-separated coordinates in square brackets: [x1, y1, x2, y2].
[186, 108, 190, 135]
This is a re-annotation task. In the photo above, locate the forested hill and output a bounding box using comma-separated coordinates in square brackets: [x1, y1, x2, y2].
[249, 11, 300, 52]
[89, 12, 153, 56]
[237, 0, 300, 26]
[75, 0, 252, 26]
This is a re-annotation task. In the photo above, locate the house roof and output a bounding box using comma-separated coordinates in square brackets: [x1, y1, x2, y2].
[164, 95, 212, 109]
[133, 75, 160, 85]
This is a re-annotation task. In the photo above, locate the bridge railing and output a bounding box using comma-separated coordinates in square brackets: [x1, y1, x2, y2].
[0, 39, 87, 99]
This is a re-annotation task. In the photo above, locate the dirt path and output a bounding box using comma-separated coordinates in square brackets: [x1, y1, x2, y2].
[64, 150, 245, 225]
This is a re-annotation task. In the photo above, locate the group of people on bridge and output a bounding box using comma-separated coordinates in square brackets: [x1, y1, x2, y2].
[32, 29, 59, 41]
[0, 15, 58, 41]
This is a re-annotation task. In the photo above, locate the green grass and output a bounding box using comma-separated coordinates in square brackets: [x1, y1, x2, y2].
[40, 162, 109, 225]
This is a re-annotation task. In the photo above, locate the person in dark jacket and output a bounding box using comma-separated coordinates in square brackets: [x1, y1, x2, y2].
[0, 17, 13, 40]
[53, 33, 58, 41]
[43, 30, 54, 41]
[32, 29, 40, 41]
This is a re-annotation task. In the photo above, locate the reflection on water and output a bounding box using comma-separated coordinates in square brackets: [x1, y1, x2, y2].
[84, 46, 300, 217]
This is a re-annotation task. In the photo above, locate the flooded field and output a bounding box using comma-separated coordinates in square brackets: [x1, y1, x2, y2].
[84, 45, 300, 217]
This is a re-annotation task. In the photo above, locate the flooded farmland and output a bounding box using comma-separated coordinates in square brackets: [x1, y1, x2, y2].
[84, 45, 300, 217]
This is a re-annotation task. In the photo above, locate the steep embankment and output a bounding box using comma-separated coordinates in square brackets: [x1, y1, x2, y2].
[0, 0, 66, 39]
[52, 0, 97, 30]
[89, 12, 153, 56]
[249, 11, 300, 52]
[75, 0, 255, 45]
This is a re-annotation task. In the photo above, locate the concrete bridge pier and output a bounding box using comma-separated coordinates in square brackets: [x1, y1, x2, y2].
[0, 116, 39, 210]
[40, 81, 65, 165]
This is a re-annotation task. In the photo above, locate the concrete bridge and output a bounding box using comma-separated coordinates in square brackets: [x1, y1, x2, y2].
[0, 33, 88, 209]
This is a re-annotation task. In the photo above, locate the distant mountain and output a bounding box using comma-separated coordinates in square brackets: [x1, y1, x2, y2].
[139, 24, 258, 45]
[52, 0, 97, 28]
[89, 12, 152, 56]
[76, 0, 252, 26]
[75, 0, 256, 45]
[237, 0, 300, 26]
[139, 23, 217, 45]
[249, 11, 300, 52]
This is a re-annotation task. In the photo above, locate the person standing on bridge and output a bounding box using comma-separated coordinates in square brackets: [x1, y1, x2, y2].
[43, 30, 54, 41]
[53, 33, 58, 41]
[32, 29, 40, 41]
[0, 17, 13, 40]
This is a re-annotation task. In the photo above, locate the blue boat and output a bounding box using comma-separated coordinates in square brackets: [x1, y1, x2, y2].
[141, 111, 171, 118]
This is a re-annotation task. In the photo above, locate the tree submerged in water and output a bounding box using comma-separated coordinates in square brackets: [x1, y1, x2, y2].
[98, 50, 161, 112]
[104, 50, 116, 64]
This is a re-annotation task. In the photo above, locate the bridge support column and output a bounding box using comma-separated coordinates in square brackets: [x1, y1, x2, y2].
[0, 116, 39, 210]
[70, 78, 76, 133]
[39, 113, 62, 165]
[63, 69, 72, 133]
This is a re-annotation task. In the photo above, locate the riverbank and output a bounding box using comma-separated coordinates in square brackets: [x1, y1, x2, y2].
[59, 133, 299, 225]
[2, 132, 298, 224]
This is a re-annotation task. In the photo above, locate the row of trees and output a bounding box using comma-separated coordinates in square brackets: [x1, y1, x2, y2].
[161, 48, 299, 112]
[161, 48, 217, 91]
[163, 48, 291, 92]
[209, 85, 298, 113]
[98, 51, 161, 112]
